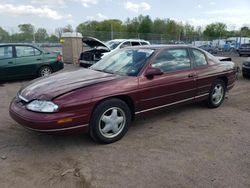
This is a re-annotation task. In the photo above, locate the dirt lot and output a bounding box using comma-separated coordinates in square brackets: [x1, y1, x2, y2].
[0, 54, 250, 188]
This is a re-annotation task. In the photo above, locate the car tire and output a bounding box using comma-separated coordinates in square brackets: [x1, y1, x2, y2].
[239, 53, 242, 57]
[89, 98, 131, 144]
[39, 66, 52, 77]
[206, 79, 226, 108]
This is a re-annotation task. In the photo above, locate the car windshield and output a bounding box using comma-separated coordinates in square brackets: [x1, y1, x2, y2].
[105, 41, 122, 50]
[90, 49, 155, 76]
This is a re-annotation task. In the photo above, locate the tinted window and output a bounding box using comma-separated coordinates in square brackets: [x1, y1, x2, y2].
[140, 42, 149, 45]
[131, 42, 140, 46]
[16, 46, 40, 57]
[120, 41, 131, 48]
[0, 46, 13, 59]
[192, 49, 208, 67]
[152, 49, 191, 72]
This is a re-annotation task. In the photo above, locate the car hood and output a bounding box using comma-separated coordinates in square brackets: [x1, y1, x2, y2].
[82, 37, 110, 50]
[19, 69, 118, 101]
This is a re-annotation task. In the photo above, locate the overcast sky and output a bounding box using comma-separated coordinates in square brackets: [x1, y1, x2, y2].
[0, 0, 250, 33]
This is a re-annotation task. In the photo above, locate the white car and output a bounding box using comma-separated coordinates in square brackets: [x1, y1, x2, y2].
[79, 37, 150, 67]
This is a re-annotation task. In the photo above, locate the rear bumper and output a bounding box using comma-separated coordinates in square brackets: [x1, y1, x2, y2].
[52, 61, 64, 72]
[79, 60, 95, 68]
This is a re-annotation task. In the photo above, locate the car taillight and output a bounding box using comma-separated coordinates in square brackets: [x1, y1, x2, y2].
[57, 53, 62, 62]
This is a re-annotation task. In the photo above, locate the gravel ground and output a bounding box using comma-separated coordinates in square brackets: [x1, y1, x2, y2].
[0, 54, 250, 188]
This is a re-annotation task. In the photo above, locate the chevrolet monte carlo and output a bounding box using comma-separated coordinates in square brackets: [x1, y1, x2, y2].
[9, 45, 237, 143]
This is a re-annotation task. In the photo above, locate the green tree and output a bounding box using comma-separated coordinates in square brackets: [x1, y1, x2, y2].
[62, 25, 73, 33]
[47, 35, 59, 42]
[0, 26, 9, 42]
[18, 23, 35, 42]
[55, 27, 64, 38]
[35, 28, 48, 42]
[203, 22, 227, 38]
[138, 15, 153, 33]
[240, 27, 250, 37]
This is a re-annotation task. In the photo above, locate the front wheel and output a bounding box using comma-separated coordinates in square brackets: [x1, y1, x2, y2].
[207, 79, 226, 108]
[89, 98, 131, 144]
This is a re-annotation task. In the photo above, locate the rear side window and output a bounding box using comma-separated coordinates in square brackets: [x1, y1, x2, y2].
[140, 42, 149, 45]
[152, 49, 191, 72]
[131, 42, 140, 46]
[120, 41, 131, 48]
[0, 46, 13, 59]
[192, 49, 208, 67]
[16, 46, 41, 57]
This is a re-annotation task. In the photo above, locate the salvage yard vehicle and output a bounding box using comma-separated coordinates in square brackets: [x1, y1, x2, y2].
[198, 45, 217, 54]
[10, 45, 237, 144]
[238, 43, 250, 56]
[242, 57, 250, 78]
[79, 37, 150, 67]
[0, 43, 64, 81]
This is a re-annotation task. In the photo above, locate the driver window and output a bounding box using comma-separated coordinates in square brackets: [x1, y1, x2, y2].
[152, 49, 191, 72]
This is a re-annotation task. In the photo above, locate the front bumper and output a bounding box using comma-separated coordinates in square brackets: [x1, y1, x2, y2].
[9, 97, 89, 133]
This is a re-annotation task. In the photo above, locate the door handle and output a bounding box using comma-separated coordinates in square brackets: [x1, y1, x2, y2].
[8, 61, 13, 64]
[37, 58, 42, 61]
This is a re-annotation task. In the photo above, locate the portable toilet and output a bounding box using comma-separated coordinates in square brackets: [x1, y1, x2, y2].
[61, 32, 83, 64]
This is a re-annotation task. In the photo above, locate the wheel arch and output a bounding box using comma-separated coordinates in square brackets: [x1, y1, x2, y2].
[217, 76, 228, 87]
[92, 95, 136, 121]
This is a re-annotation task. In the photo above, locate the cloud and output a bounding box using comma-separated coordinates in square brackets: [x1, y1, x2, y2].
[125, 1, 151, 12]
[0, 4, 65, 20]
[30, 0, 67, 7]
[80, 0, 98, 7]
[97, 13, 108, 20]
[209, 1, 216, 5]
[197, 4, 203, 9]
[204, 9, 250, 15]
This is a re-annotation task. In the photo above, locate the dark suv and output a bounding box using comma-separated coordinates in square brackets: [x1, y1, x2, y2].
[238, 43, 250, 56]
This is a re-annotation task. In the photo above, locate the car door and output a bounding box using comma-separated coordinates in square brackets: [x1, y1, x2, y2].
[191, 48, 216, 97]
[137, 48, 197, 112]
[14, 45, 43, 77]
[0, 45, 16, 80]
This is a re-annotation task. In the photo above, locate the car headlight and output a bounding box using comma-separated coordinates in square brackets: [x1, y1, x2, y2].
[26, 100, 59, 113]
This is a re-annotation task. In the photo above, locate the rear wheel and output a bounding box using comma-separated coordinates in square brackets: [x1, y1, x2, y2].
[89, 98, 131, 144]
[39, 66, 52, 77]
[207, 79, 226, 108]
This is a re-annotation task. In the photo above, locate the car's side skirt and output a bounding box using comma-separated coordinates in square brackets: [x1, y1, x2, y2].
[135, 93, 209, 115]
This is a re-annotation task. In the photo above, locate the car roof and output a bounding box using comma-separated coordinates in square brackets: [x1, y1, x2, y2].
[125, 44, 195, 50]
[0, 43, 38, 46]
[109, 39, 149, 43]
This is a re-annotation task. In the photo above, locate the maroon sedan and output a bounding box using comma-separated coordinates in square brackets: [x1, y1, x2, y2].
[9, 45, 237, 143]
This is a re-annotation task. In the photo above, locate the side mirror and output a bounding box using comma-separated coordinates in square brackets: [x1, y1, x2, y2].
[145, 67, 163, 78]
